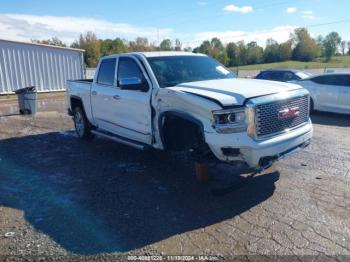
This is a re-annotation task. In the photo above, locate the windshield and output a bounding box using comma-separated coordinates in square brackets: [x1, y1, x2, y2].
[147, 56, 236, 87]
[296, 72, 312, 79]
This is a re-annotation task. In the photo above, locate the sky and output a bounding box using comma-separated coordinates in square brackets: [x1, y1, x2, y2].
[0, 0, 349, 48]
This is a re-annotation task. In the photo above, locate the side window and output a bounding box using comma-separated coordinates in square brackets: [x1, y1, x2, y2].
[342, 75, 350, 87]
[333, 75, 350, 87]
[261, 72, 272, 80]
[311, 75, 350, 86]
[270, 72, 283, 81]
[283, 72, 295, 81]
[118, 57, 144, 82]
[97, 59, 116, 85]
[311, 75, 330, 85]
[256, 72, 267, 79]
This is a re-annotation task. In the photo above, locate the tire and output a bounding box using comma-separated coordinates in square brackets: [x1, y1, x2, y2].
[73, 107, 93, 140]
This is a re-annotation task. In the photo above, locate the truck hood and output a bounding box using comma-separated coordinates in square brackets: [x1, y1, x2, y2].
[168, 78, 303, 106]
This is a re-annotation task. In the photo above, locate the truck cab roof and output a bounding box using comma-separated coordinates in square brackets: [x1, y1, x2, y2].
[101, 51, 206, 60]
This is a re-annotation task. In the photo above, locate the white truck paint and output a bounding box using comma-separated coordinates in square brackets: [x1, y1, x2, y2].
[67, 52, 313, 170]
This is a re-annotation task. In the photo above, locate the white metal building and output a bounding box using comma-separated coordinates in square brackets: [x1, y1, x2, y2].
[0, 39, 84, 94]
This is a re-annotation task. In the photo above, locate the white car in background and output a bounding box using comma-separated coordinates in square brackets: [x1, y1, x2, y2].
[295, 73, 350, 115]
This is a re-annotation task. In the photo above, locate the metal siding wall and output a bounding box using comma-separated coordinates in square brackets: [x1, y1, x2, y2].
[0, 40, 84, 94]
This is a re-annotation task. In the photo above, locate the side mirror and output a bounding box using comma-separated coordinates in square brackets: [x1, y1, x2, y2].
[119, 77, 149, 92]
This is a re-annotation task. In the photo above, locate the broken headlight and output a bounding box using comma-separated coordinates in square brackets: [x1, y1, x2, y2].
[212, 108, 247, 133]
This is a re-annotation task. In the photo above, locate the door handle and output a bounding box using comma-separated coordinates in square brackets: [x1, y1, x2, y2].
[113, 95, 121, 100]
[92, 91, 97, 96]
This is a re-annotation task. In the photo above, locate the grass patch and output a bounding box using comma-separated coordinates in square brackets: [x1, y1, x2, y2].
[230, 56, 350, 71]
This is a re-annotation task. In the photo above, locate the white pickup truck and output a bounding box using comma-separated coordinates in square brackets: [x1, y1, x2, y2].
[66, 52, 313, 170]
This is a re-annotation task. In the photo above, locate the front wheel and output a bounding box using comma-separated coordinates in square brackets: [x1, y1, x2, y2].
[73, 107, 93, 140]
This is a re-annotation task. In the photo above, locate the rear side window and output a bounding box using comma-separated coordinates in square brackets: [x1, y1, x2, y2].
[97, 59, 116, 85]
[311, 75, 332, 85]
[311, 75, 350, 86]
[335, 75, 350, 86]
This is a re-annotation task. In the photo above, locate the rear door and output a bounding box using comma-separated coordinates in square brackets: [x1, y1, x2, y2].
[91, 58, 119, 128]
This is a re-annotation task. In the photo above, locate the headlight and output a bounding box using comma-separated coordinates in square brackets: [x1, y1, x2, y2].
[212, 108, 247, 133]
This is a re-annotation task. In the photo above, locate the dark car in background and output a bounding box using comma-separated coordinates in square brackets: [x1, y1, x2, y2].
[255, 69, 312, 82]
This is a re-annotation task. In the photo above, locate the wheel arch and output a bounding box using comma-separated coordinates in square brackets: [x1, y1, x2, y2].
[70, 95, 84, 111]
[158, 110, 205, 150]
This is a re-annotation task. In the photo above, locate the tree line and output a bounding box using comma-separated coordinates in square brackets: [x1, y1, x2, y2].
[32, 28, 350, 68]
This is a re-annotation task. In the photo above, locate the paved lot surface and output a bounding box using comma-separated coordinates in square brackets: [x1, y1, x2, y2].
[0, 94, 349, 260]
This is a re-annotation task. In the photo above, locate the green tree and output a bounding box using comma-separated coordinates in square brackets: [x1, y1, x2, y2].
[292, 28, 319, 61]
[246, 41, 263, 64]
[316, 35, 325, 57]
[211, 37, 224, 52]
[226, 42, 238, 66]
[74, 32, 101, 67]
[216, 52, 229, 65]
[278, 40, 293, 61]
[159, 39, 172, 51]
[129, 37, 152, 52]
[236, 41, 248, 66]
[194, 38, 228, 65]
[263, 39, 280, 63]
[323, 32, 341, 61]
[100, 38, 128, 56]
[174, 39, 182, 51]
[194, 40, 211, 54]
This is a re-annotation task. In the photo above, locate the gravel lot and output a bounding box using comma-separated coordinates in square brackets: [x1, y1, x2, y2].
[0, 93, 349, 260]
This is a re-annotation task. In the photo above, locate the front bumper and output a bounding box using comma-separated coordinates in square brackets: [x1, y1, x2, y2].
[205, 120, 313, 168]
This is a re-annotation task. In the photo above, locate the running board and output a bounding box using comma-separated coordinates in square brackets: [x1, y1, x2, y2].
[91, 130, 149, 150]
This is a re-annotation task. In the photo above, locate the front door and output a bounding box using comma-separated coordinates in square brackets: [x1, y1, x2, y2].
[309, 75, 340, 111]
[109, 56, 153, 144]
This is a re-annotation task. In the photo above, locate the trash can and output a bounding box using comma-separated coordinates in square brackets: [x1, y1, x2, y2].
[14, 86, 37, 115]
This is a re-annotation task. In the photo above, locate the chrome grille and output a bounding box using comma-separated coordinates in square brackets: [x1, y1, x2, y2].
[255, 95, 309, 139]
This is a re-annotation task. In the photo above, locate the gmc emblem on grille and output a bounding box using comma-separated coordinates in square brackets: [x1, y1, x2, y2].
[278, 107, 300, 120]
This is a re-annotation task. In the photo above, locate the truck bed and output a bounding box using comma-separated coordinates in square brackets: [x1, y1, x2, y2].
[67, 79, 93, 114]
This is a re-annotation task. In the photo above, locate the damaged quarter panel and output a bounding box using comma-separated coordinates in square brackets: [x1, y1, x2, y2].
[152, 87, 223, 150]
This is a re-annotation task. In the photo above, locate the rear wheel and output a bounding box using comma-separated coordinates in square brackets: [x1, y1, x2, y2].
[73, 107, 93, 140]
